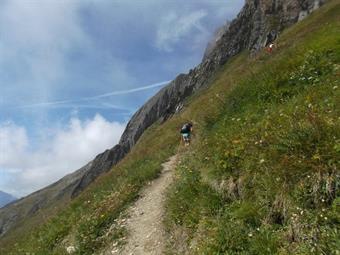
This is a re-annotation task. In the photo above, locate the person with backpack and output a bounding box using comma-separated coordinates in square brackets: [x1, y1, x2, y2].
[180, 122, 193, 146]
[267, 42, 275, 53]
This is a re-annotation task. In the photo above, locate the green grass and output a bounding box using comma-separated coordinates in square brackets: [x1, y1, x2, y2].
[0, 121, 181, 254]
[164, 1, 340, 254]
[1, 0, 339, 254]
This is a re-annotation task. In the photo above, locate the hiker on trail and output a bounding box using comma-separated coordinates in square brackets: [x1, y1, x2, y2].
[180, 122, 193, 146]
[267, 43, 274, 53]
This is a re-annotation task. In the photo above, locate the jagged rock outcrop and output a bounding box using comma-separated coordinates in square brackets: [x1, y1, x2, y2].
[0, 0, 326, 238]
[203, 21, 231, 60]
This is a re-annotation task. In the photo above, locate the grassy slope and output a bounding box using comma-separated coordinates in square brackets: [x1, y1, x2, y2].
[165, 1, 340, 254]
[1, 1, 339, 254]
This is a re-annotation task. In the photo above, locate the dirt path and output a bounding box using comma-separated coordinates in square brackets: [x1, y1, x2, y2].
[112, 155, 178, 255]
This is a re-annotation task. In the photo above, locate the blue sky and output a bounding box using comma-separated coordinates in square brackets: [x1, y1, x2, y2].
[0, 0, 244, 197]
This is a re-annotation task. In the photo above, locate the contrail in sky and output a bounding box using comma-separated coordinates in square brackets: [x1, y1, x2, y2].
[17, 80, 171, 109]
[86, 80, 171, 99]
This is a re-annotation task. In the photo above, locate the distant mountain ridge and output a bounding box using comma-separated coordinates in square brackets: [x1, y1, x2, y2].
[0, 0, 327, 238]
[0, 191, 16, 208]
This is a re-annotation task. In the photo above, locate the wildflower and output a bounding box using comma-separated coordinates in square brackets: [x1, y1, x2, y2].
[308, 103, 312, 108]
[312, 154, 320, 160]
[321, 199, 325, 202]
[324, 217, 328, 220]
[66, 246, 76, 254]
[248, 233, 253, 237]
[333, 85, 338, 90]
[307, 175, 311, 178]
[260, 159, 265, 164]
[256, 228, 260, 231]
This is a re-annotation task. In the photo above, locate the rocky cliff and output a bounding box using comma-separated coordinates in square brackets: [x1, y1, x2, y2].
[0, 0, 326, 238]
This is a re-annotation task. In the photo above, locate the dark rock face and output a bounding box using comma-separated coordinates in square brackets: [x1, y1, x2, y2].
[203, 21, 231, 60]
[0, 0, 326, 238]
[71, 144, 127, 198]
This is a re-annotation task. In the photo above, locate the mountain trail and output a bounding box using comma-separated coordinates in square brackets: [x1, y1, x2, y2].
[110, 155, 178, 255]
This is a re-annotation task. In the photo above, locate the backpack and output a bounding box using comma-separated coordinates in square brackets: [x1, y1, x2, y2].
[180, 124, 191, 134]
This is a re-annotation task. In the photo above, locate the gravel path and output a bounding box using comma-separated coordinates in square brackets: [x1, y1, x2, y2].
[112, 155, 178, 255]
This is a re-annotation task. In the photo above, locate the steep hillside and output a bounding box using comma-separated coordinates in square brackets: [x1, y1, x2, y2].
[0, 0, 327, 240]
[164, 2, 340, 254]
[0, 0, 339, 254]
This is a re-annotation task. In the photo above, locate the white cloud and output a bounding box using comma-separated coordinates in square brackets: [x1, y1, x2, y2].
[0, 0, 90, 102]
[156, 10, 208, 52]
[0, 123, 29, 169]
[0, 115, 125, 197]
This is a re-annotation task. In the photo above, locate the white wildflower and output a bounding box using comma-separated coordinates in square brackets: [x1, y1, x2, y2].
[66, 246, 76, 254]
